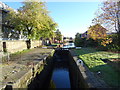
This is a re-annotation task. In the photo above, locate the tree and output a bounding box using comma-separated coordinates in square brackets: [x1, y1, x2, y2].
[2, 8, 20, 39]
[93, 0, 120, 34]
[37, 16, 58, 44]
[3, 0, 47, 40]
[92, 0, 120, 48]
[74, 33, 85, 47]
[4, 0, 58, 47]
[55, 29, 62, 42]
[88, 24, 112, 46]
[35, 15, 58, 45]
[18, 0, 58, 47]
[74, 32, 98, 47]
[88, 24, 107, 40]
[17, 0, 50, 40]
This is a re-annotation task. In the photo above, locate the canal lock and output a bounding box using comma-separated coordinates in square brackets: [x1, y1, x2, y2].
[28, 49, 89, 89]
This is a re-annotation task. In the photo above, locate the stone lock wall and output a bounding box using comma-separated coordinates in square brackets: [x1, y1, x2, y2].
[5, 60, 44, 89]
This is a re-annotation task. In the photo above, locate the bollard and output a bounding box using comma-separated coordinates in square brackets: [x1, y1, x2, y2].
[77, 59, 83, 66]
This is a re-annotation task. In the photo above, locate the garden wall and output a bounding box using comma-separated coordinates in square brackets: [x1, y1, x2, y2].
[6, 40, 27, 53]
[31, 40, 42, 49]
[0, 40, 42, 53]
[0, 41, 2, 51]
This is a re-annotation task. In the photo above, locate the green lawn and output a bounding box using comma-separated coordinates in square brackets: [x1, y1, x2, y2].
[75, 48, 120, 87]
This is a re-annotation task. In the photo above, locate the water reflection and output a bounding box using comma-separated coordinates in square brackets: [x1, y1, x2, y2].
[50, 60, 71, 88]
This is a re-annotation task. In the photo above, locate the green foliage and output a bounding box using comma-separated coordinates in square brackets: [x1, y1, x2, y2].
[86, 38, 98, 47]
[74, 33, 98, 47]
[105, 33, 120, 51]
[4, 0, 57, 40]
[2, 8, 20, 39]
[74, 37, 83, 47]
[74, 33, 84, 47]
[54, 29, 62, 41]
[11, 48, 32, 56]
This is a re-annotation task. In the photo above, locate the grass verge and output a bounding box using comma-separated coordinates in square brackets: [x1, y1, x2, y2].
[75, 48, 120, 87]
[11, 49, 33, 56]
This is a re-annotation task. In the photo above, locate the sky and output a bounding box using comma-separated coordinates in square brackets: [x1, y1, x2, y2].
[3, 1, 101, 38]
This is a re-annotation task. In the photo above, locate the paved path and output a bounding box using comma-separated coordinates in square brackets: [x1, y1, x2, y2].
[0, 52, 8, 59]
[0, 48, 53, 89]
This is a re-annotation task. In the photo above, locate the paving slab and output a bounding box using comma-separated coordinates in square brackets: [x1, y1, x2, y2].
[0, 48, 53, 89]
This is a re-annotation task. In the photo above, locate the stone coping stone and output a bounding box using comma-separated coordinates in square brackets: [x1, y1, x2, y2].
[73, 56, 109, 88]
[0, 48, 54, 89]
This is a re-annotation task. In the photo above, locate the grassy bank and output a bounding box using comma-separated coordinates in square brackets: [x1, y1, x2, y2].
[74, 48, 120, 87]
[11, 49, 33, 56]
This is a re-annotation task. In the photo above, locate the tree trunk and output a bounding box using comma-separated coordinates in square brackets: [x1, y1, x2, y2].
[26, 39, 31, 49]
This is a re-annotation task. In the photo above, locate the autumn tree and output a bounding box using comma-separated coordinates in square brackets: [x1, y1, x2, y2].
[88, 24, 112, 46]
[92, 0, 120, 48]
[93, 0, 120, 35]
[88, 24, 107, 40]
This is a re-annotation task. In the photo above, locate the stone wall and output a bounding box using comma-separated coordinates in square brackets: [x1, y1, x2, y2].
[4, 60, 44, 89]
[0, 40, 42, 53]
[6, 40, 27, 53]
[31, 40, 42, 49]
[68, 51, 89, 88]
[0, 41, 2, 51]
[4, 51, 53, 89]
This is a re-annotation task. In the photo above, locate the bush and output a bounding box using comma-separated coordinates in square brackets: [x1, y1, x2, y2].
[106, 33, 120, 51]
[75, 37, 99, 47]
[96, 45, 108, 51]
[86, 38, 98, 47]
[107, 44, 120, 51]
[74, 37, 85, 47]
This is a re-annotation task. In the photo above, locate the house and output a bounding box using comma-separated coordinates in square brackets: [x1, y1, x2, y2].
[0, 2, 23, 40]
[80, 31, 88, 38]
[0, 1, 10, 40]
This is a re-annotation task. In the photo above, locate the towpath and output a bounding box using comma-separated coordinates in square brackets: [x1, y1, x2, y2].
[0, 48, 53, 89]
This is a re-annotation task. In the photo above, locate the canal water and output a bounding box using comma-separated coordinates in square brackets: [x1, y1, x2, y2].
[49, 50, 71, 88]
[51, 59, 71, 88]
[28, 50, 88, 89]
